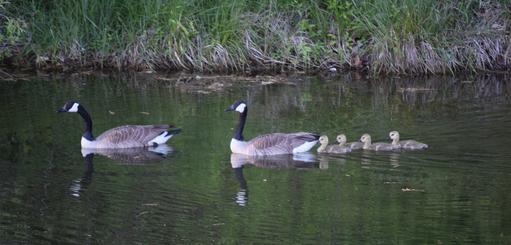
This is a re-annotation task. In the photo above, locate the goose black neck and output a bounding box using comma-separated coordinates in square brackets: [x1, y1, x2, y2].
[84, 154, 94, 175]
[78, 106, 94, 140]
[233, 109, 247, 141]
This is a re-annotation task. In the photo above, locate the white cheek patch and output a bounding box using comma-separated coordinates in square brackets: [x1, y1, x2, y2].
[235, 103, 246, 113]
[68, 103, 79, 112]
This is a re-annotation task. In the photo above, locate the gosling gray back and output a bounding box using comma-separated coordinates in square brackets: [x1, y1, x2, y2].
[389, 131, 428, 150]
[319, 135, 351, 154]
[337, 134, 363, 150]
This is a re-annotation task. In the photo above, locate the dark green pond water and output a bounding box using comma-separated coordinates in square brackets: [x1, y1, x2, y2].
[1, 73, 511, 244]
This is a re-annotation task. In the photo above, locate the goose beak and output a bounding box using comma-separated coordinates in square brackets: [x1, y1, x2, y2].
[224, 105, 234, 111]
[57, 108, 66, 113]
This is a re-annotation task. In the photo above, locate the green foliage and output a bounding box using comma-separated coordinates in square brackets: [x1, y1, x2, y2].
[326, 0, 354, 33]
[0, 1, 27, 59]
[1, 0, 510, 74]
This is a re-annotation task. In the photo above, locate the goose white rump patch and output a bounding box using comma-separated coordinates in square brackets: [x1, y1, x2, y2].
[148, 132, 173, 145]
[292, 140, 318, 154]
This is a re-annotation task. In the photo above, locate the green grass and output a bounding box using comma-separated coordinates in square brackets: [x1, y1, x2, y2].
[1, 0, 510, 74]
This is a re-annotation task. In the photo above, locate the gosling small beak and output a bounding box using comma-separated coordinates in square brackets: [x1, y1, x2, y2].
[57, 108, 66, 113]
[335, 140, 340, 144]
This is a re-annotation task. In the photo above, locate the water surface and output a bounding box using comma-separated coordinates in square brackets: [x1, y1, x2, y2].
[1, 73, 510, 244]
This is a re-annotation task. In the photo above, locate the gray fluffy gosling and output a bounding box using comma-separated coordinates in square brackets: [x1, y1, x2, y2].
[360, 133, 400, 151]
[336, 134, 363, 150]
[317, 135, 352, 154]
[389, 131, 428, 150]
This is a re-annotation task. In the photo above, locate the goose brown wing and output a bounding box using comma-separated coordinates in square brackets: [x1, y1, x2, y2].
[96, 125, 169, 145]
[247, 132, 319, 155]
[247, 133, 289, 150]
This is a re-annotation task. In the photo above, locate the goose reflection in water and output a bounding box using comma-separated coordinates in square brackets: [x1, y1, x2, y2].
[69, 144, 173, 198]
[80, 144, 173, 164]
[230, 153, 320, 206]
[70, 153, 95, 198]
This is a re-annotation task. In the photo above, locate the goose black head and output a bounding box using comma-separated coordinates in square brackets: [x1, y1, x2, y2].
[225, 100, 247, 113]
[57, 100, 80, 113]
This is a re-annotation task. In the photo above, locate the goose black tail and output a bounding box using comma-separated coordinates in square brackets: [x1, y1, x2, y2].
[167, 127, 182, 135]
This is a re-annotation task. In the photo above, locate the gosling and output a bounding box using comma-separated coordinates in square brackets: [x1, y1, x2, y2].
[336, 134, 363, 150]
[360, 133, 400, 151]
[389, 131, 428, 150]
[317, 135, 352, 154]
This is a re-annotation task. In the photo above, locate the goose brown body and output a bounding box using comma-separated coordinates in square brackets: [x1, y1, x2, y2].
[231, 132, 319, 156]
[92, 125, 175, 148]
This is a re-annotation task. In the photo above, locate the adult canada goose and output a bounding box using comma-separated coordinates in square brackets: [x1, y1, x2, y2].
[57, 100, 181, 149]
[360, 133, 400, 151]
[225, 100, 319, 156]
[389, 131, 428, 150]
[317, 135, 351, 154]
[336, 134, 363, 150]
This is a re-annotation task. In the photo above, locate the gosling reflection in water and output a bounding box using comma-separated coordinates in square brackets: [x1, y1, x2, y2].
[70, 144, 173, 197]
[230, 153, 319, 206]
[359, 150, 402, 169]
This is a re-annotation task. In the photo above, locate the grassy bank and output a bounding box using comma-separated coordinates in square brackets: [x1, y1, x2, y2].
[1, 0, 510, 74]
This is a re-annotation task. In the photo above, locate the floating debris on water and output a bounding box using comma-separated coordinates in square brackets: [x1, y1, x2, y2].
[401, 188, 425, 192]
